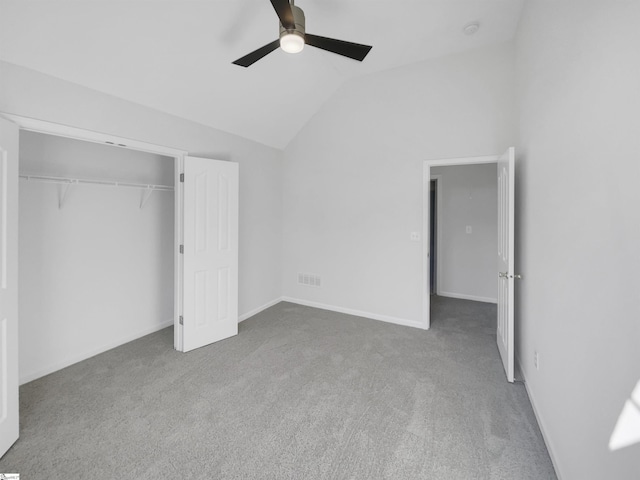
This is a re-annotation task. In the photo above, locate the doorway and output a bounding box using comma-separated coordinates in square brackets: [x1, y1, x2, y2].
[7, 114, 241, 364]
[422, 149, 516, 383]
[4, 114, 189, 384]
[422, 155, 500, 329]
[18, 130, 176, 383]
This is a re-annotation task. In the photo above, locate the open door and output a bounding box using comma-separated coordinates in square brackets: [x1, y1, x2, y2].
[0, 117, 19, 457]
[181, 156, 239, 352]
[497, 147, 515, 382]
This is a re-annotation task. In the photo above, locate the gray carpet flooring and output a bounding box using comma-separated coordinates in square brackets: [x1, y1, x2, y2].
[0, 298, 557, 479]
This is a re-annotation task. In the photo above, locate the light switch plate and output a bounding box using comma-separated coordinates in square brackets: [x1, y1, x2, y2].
[466, 226, 472, 234]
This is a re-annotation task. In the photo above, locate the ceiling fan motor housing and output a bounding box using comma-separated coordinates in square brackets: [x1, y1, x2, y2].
[279, 5, 305, 41]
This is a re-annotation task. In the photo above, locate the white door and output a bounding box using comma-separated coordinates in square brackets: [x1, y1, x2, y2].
[0, 117, 19, 457]
[182, 157, 239, 352]
[497, 147, 515, 382]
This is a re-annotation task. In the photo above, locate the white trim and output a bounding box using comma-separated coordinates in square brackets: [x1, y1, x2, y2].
[19, 319, 174, 385]
[426, 155, 498, 167]
[517, 357, 565, 480]
[437, 291, 497, 304]
[422, 167, 430, 329]
[423, 154, 499, 329]
[282, 297, 426, 330]
[238, 297, 283, 322]
[1, 113, 187, 157]
[174, 155, 184, 351]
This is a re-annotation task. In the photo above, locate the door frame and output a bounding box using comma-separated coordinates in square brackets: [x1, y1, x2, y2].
[2, 113, 188, 351]
[429, 175, 442, 296]
[422, 155, 499, 329]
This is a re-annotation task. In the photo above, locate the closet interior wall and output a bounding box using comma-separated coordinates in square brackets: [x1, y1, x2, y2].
[18, 131, 175, 384]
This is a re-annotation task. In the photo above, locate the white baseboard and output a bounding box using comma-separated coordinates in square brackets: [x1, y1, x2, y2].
[238, 297, 283, 322]
[19, 318, 174, 385]
[437, 291, 497, 304]
[516, 355, 564, 480]
[281, 296, 426, 330]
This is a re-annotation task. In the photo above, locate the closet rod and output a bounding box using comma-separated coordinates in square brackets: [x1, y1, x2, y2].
[19, 174, 174, 191]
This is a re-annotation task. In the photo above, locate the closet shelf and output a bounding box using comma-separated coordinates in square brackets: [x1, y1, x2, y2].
[19, 173, 174, 209]
[19, 173, 174, 191]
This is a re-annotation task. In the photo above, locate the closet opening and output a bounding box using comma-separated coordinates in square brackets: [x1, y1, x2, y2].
[18, 130, 178, 384]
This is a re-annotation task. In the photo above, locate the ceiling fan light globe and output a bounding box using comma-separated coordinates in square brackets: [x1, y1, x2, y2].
[280, 33, 305, 54]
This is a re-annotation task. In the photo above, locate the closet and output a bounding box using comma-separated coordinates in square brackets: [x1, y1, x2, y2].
[18, 131, 175, 383]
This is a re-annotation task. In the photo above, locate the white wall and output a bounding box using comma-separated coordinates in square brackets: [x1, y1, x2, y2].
[515, 1, 640, 478]
[431, 164, 497, 303]
[282, 43, 515, 325]
[19, 131, 174, 383]
[0, 61, 283, 329]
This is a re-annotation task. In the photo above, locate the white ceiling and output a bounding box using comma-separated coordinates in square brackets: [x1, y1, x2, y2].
[0, 0, 524, 149]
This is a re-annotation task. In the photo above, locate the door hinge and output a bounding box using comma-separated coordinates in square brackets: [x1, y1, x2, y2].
[179, 245, 184, 254]
[179, 316, 183, 325]
[180, 173, 184, 182]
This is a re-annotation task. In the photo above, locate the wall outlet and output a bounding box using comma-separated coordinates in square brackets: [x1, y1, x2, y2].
[534, 351, 539, 370]
[410, 232, 421, 241]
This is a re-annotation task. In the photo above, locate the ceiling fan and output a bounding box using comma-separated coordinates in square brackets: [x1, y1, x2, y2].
[232, 0, 373, 67]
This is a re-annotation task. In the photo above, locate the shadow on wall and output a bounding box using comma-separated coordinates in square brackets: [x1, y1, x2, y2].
[609, 380, 640, 451]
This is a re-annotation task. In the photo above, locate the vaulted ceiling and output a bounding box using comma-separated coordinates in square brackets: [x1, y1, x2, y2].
[0, 0, 524, 149]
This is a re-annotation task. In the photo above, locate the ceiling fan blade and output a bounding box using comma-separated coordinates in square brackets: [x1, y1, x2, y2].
[270, 0, 295, 30]
[232, 40, 280, 67]
[305, 34, 372, 61]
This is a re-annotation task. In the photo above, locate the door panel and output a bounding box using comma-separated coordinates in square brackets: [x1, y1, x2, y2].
[497, 147, 515, 382]
[182, 157, 238, 352]
[0, 117, 19, 457]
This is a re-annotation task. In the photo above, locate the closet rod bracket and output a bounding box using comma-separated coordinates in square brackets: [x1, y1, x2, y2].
[140, 186, 154, 209]
[59, 180, 77, 209]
